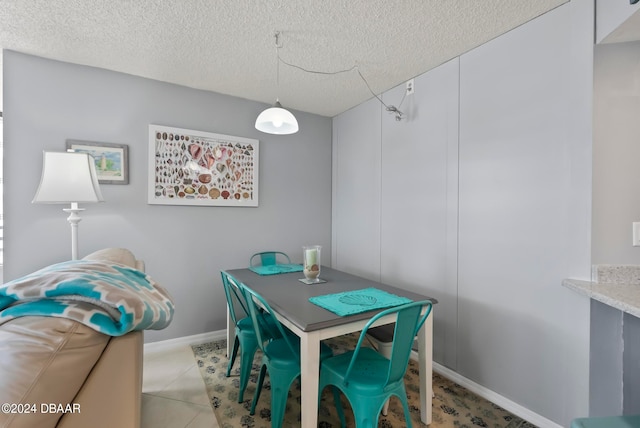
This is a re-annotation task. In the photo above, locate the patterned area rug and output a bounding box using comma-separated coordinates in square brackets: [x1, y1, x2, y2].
[192, 334, 536, 427]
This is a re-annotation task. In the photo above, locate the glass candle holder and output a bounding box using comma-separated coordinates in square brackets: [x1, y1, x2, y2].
[303, 245, 321, 282]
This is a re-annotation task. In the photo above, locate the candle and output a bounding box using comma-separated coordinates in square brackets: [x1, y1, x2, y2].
[305, 248, 317, 267]
[303, 245, 321, 281]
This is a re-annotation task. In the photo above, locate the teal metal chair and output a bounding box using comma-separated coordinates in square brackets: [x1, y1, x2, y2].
[365, 323, 399, 416]
[571, 415, 640, 428]
[220, 271, 280, 403]
[366, 322, 435, 416]
[242, 285, 334, 428]
[319, 300, 433, 428]
[249, 251, 291, 267]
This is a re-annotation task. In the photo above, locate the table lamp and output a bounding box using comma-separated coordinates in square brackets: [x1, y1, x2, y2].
[32, 151, 104, 260]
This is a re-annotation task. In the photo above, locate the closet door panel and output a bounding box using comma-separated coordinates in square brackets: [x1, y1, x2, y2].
[332, 98, 382, 280]
[380, 58, 459, 368]
[457, 1, 592, 425]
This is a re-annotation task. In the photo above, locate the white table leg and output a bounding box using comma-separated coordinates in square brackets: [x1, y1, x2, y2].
[418, 311, 433, 425]
[299, 331, 321, 428]
[226, 305, 234, 358]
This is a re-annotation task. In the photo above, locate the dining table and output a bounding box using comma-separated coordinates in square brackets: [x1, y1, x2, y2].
[224, 265, 438, 427]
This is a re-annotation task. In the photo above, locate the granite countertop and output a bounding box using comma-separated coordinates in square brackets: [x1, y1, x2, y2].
[563, 265, 640, 318]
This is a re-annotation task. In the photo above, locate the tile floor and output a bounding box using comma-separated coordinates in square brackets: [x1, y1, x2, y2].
[142, 341, 219, 428]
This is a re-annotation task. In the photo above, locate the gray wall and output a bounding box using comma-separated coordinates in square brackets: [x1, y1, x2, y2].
[332, 1, 592, 426]
[623, 313, 640, 414]
[3, 50, 332, 342]
[589, 300, 623, 416]
[592, 41, 640, 265]
[590, 40, 640, 416]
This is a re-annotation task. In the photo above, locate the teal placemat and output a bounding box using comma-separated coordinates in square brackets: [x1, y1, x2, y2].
[249, 264, 304, 276]
[309, 287, 413, 316]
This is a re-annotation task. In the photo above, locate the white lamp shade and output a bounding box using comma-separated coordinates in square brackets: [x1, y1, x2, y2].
[255, 102, 299, 135]
[32, 151, 104, 204]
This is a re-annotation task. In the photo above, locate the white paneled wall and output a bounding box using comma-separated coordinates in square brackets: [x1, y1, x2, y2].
[379, 59, 459, 368]
[332, 1, 593, 426]
[458, 0, 592, 424]
[331, 98, 382, 281]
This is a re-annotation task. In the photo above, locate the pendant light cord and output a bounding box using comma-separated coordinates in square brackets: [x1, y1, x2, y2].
[275, 32, 281, 102]
[274, 31, 405, 120]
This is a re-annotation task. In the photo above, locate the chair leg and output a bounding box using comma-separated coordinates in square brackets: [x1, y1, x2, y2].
[268, 370, 299, 428]
[237, 342, 258, 402]
[351, 396, 384, 428]
[226, 336, 240, 377]
[331, 386, 347, 428]
[250, 364, 268, 415]
[320, 384, 347, 427]
[398, 393, 413, 428]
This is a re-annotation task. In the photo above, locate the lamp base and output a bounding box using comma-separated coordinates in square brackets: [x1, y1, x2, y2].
[63, 202, 85, 260]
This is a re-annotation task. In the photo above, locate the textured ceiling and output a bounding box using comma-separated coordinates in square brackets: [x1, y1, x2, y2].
[0, 0, 569, 117]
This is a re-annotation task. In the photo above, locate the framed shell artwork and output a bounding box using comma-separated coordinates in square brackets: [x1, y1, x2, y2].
[148, 125, 259, 207]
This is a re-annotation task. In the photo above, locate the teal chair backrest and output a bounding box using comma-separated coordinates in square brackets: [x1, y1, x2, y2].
[223, 271, 275, 335]
[242, 285, 299, 358]
[249, 251, 291, 267]
[346, 300, 432, 386]
[221, 271, 248, 326]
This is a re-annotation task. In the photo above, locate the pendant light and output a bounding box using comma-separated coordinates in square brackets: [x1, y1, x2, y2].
[255, 32, 299, 135]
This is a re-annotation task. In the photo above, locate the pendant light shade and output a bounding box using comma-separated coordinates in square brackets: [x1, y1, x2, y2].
[256, 31, 299, 135]
[255, 100, 299, 135]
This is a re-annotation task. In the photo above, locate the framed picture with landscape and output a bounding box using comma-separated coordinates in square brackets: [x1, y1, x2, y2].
[66, 140, 129, 185]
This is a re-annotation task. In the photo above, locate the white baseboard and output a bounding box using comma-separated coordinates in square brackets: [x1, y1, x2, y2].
[144, 329, 226, 354]
[432, 361, 562, 428]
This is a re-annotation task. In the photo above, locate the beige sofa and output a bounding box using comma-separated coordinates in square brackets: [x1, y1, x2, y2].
[0, 249, 145, 428]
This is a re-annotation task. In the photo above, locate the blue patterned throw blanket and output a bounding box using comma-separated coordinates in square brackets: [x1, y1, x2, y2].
[0, 260, 175, 336]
